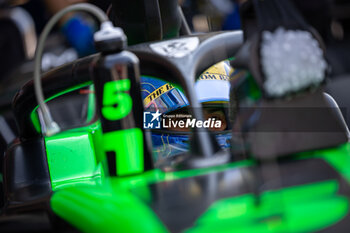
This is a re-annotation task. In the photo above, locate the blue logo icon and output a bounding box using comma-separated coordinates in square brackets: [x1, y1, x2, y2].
[143, 110, 162, 129]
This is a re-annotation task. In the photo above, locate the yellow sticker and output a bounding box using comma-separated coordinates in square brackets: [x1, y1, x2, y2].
[205, 62, 229, 76]
[144, 83, 174, 106]
[198, 61, 234, 81]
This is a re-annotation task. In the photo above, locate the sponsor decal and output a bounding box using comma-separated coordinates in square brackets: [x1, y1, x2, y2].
[143, 83, 174, 106]
[198, 73, 230, 81]
[150, 37, 200, 58]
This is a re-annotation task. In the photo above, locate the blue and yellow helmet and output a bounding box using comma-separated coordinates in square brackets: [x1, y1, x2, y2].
[141, 60, 236, 162]
[142, 60, 233, 112]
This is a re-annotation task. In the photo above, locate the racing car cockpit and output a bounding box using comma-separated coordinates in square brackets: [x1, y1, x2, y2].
[2, 0, 350, 232]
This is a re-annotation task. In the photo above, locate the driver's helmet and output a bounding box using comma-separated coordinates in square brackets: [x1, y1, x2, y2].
[141, 60, 238, 162]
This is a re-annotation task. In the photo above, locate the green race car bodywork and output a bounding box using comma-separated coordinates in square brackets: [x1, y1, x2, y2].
[42, 116, 350, 232]
[2, 30, 350, 233]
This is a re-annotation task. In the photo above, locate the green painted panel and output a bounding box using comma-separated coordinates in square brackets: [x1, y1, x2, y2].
[103, 128, 144, 176]
[187, 180, 349, 233]
[51, 184, 169, 233]
[45, 130, 102, 190]
[317, 144, 350, 183]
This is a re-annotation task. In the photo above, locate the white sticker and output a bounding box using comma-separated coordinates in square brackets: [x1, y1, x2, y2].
[150, 37, 199, 58]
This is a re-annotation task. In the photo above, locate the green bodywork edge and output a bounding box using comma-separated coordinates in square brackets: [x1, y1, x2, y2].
[297, 143, 350, 184]
[30, 81, 92, 133]
[86, 85, 96, 123]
